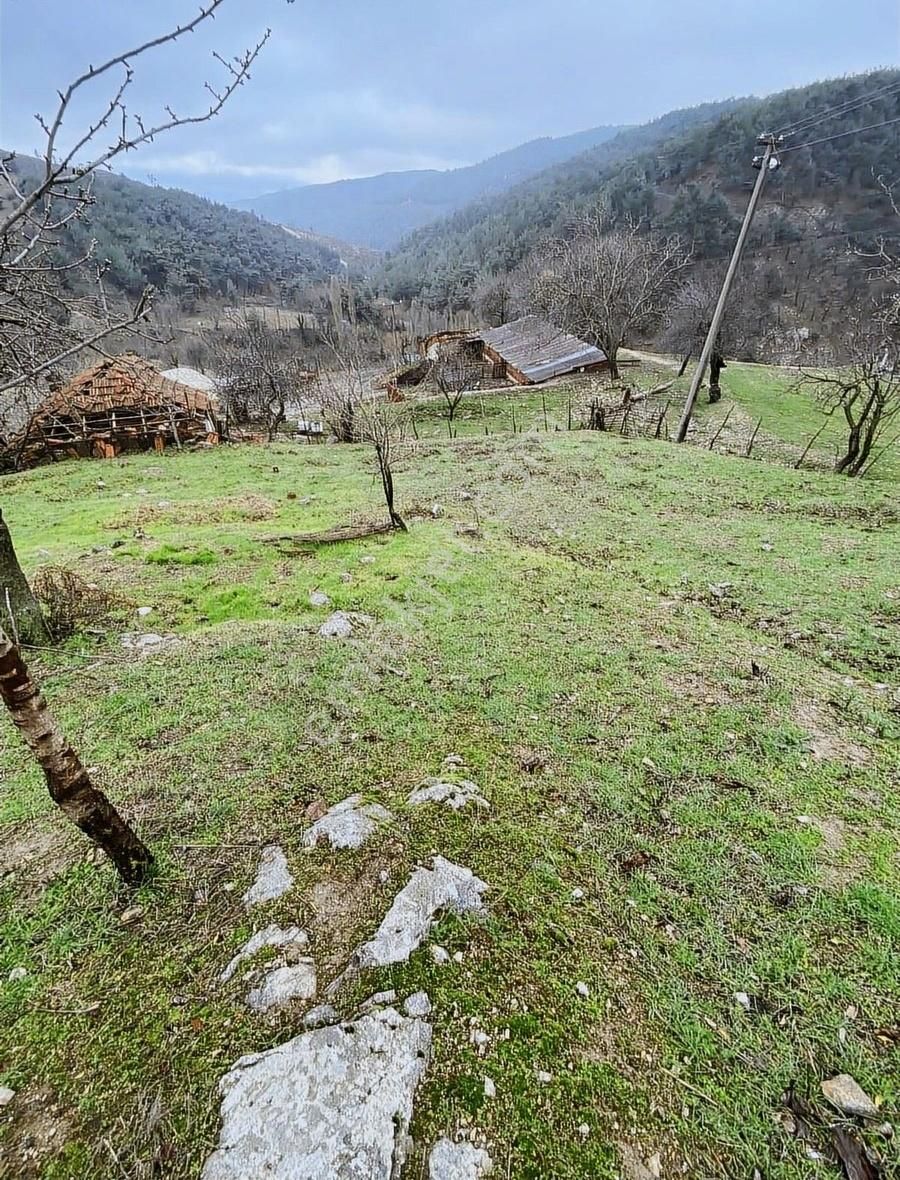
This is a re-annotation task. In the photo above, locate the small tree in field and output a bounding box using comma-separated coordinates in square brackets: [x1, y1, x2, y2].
[356, 396, 409, 532]
[215, 308, 308, 441]
[433, 354, 472, 436]
[797, 312, 900, 476]
[531, 211, 691, 379]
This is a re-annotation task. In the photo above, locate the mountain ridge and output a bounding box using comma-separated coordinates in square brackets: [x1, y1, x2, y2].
[233, 124, 622, 249]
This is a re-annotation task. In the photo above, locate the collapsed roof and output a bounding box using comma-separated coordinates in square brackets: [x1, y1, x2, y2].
[2, 354, 219, 468]
[473, 315, 607, 384]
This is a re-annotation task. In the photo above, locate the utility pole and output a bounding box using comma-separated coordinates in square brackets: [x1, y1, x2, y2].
[675, 134, 781, 443]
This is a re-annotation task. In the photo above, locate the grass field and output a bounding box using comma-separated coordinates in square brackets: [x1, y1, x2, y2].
[409, 357, 900, 482]
[1, 423, 898, 1178]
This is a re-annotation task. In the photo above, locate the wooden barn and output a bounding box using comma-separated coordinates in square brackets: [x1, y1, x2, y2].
[471, 316, 608, 385]
[3, 355, 220, 468]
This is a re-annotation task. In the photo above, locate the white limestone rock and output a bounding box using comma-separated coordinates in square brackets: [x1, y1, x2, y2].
[201, 1007, 431, 1180]
[403, 991, 432, 1017]
[220, 925, 308, 984]
[242, 846, 294, 908]
[353, 858, 488, 971]
[246, 961, 317, 1013]
[318, 611, 374, 639]
[429, 1137, 493, 1179]
[821, 1074, 879, 1119]
[0, 1087, 15, 1107]
[309, 589, 331, 608]
[303, 1004, 339, 1029]
[303, 794, 393, 850]
[407, 778, 489, 812]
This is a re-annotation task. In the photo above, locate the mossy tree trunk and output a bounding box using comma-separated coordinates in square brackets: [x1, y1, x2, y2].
[0, 508, 51, 646]
[0, 629, 154, 885]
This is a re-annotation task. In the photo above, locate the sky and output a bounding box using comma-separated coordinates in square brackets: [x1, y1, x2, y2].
[0, 0, 898, 203]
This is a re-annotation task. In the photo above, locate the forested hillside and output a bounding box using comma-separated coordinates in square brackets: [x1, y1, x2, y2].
[235, 124, 621, 249]
[380, 72, 900, 313]
[4, 156, 345, 305]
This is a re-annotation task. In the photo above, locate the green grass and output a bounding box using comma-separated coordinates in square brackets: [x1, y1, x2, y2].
[1, 428, 898, 1178]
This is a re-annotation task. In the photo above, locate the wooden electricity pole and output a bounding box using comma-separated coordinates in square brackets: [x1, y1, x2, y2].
[675, 135, 780, 443]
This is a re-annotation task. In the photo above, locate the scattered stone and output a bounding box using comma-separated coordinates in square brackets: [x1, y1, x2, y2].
[359, 555, 376, 565]
[246, 961, 317, 1013]
[219, 925, 309, 984]
[339, 571, 353, 583]
[734, 991, 752, 1011]
[347, 858, 487, 972]
[578, 1124, 590, 1138]
[535, 1070, 553, 1084]
[407, 778, 489, 812]
[430, 945, 450, 965]
[452, 951, 464, 964]
[201, 1007, 431, 1180]
[8, 967, 28, 982]
[876, 1122, 894, 1139]
[576, 981, 590, 998]
[303, 1004, 339, 1029]
[318, 610, 374, 639]
[443, 754, 465, 768]
[821, 1074, 879, 1119]
[0, 1087, 15, 1107]
[120, 632, 177, 656]
[303, 794, 393, 850]
[470, 1029, 490, 1050]
[571, 887, 585, 901]
[119, 906, 144, 925]
[430, 504, 444, 518]
[378, 869, 390, 883]
[404, 991, 432, 1018]
[243, 845, 294, 908]
[363, 990, 398, 1010]
[318, 611, 354, 639]
[137, 606, 153, 617]
[483, 1077, 496, 1100]
[428, 1137, 493, 1179]
[459, 491, 474, 501]
[309, 589, 330, 608]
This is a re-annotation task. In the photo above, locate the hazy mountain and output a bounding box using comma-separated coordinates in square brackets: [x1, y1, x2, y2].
[379, 72, 900, 315]
[234, 125, 622, 250]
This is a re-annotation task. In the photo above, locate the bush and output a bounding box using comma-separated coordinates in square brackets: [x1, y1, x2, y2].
[32, 567, 128, 640]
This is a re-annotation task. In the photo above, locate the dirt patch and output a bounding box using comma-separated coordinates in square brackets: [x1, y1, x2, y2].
[663, 668, 734, 706]
[794, 700, 870, 766]
[306, 865, 393, 975]
[105, 493, 278, 531]
[799, 814, 866, 888]
[0, 821, 80, 896]
[0, 1086, 74, 1178]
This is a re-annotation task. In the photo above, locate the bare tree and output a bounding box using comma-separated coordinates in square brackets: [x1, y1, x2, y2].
[661, 265, 773, 400]
[473, 272, 515, 327]
[215, 308, 309, 441]
[318, 325, 378, 442]
[433, 354, 473, 436]
[0, 2, 271, 643]
[355, 396, 409, 532]
[531, 212, 691, 379]
[796, 312, 900, 476]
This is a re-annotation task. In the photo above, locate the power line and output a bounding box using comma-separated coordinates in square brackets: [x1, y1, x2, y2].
[776, 77, 900, 136]
[777, 82, 900, 140]
[781, 114, 900, 154]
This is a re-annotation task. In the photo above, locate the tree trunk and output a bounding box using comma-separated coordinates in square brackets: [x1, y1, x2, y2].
[708, 351, 726, 404]
[0, 629, 154, 884]
[678, 352, 691, 378]
[606, 347, 620, 381]
[0, 508, 51, 646]
[375, 445, 407, 532]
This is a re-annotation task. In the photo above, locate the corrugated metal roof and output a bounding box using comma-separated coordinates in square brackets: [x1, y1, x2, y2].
[474, 316, 606, 383]
[161, 366, 220, 394]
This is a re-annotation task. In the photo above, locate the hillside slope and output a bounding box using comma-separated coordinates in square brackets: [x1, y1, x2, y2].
[234, 125, 621, 249]
[4, 156, 348, 302]
[380, 71, 900, 314]
[1, 424, 897, 1178]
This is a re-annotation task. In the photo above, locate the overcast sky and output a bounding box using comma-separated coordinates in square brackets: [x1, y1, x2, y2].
[1, 0, 898, 202]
